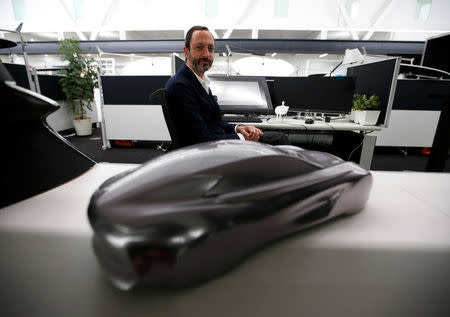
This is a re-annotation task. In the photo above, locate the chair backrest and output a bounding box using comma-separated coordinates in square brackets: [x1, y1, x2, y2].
[150, 88, 181, 150]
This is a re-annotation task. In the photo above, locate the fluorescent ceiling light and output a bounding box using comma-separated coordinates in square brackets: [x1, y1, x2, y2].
[416, 0, 432, 21]
[205, 0, 219, 17]
[345, 0, 360, 18]
[271, 52, 277, 57]
[274, 0, 289, 18]
[319, 53, 328, 58]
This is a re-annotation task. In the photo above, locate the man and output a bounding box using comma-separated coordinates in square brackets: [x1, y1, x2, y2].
[165, 25, 289, 148]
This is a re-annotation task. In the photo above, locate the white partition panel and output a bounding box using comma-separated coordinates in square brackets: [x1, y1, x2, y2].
[103, 104, 170, 141]
[374, 110, 440, 147]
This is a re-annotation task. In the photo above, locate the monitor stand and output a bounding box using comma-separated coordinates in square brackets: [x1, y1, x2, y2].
[312, 113, 325, 121]
[292, 111, 310, 120]
[292, 111, 348, 122]
[292, 111, 322, 121]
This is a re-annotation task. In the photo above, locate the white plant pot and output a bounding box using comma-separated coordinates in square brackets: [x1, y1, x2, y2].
[354, 110, 380, 126]
[73, 117, 92, 136]
[350, 109, 356, 122]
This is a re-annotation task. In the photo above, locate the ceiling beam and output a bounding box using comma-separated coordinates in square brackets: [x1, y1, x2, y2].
[208, 28, 219, 39]
[1, 39, 423, 56]
[57, 0, 87, 40]
[338, 2, 359, 40]
[223, 28, 233, 39]
[90, 0, 115, 41]
[223, 0, 253, 39]
[363, 0, 394, 40]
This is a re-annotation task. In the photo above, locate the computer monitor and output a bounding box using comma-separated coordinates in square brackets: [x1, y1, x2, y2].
[209, 76, 274, 115]
[3, 63, 30, 89]
[267, 76, 355, 115]
[421, 32, 450, 73]
[171, 54, 185, 76]
[346, 57, 400, 127]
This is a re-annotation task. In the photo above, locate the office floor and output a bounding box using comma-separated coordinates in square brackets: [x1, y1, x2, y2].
[65, 127, 450, 172]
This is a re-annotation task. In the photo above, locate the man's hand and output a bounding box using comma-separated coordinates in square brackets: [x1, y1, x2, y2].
[236, 125, 263, 141]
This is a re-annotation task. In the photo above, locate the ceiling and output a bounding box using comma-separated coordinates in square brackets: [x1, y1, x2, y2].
[1, 0, 449, 43]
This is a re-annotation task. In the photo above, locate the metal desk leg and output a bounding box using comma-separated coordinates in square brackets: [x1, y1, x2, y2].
[359, 134, 377, 170]
[426, 102, 449, 172]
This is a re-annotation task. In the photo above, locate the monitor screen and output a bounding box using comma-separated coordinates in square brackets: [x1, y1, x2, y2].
[421, 33, 450, 73]
[171, 54, 185, 75]
[347, 58, 400, 127]
[267, 76, 355, 115]
[3, 63, 30, 89]
[209, 76, 273, 114]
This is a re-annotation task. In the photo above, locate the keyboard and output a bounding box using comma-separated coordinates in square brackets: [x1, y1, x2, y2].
[222, 115, 263, 123]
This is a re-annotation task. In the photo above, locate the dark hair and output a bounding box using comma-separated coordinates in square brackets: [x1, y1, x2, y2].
[185, 25, 210, 50]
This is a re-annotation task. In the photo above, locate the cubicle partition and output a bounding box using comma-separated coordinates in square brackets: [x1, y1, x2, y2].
[100, 75, 170, 145]
[99, 74, 367, 150]
[347, 57, 401, 127]
[375, 79, 450, 147]
[99, 62, 447, 150]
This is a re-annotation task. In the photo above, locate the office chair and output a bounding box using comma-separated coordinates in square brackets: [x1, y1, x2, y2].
[150, 88, 181, 150]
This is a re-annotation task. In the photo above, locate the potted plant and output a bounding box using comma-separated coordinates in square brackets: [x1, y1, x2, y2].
[352, 93, 381, 126]
[58, 39, 99, 136]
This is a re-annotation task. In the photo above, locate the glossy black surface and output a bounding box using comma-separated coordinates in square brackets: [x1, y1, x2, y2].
[88, 140, 372, 290]
[1, 61, 96, 207]
[0, 38, 16, 49]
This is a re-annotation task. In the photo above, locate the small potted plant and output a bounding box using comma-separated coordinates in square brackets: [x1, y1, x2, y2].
[352, 93, 381, 126]
[58, 39, 99, 136]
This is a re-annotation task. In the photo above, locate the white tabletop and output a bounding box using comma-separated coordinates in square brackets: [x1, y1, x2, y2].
[230, 115, 382, 132]
[1, 163, 449, 316]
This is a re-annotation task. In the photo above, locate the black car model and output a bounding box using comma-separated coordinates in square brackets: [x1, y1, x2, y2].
[88, 140, 372, 290]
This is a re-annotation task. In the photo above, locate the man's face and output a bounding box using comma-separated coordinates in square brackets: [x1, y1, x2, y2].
[184, 30, 214, 74]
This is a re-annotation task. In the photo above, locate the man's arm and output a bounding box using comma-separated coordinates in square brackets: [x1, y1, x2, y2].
[167, 82, 240, 144]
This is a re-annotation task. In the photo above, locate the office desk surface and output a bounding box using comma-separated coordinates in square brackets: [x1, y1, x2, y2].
[1, 163, 449, 316]
[232, 116, 383, 132]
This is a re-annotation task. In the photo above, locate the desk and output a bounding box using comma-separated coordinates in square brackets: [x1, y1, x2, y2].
[1, 163, 449, 316]
[228, 115, 382, 169]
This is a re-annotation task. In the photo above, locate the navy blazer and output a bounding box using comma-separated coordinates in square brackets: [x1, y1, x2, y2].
[165, 64, 239, 147]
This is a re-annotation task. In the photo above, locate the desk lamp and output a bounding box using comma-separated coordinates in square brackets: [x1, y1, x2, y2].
[327, 48, 365, 76]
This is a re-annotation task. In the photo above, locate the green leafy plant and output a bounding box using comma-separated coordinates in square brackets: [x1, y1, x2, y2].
[352, 93, 381, 111]
[58, 39, 99, 119]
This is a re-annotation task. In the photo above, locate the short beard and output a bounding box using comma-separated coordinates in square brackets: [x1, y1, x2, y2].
[187, 51, 213, 73]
